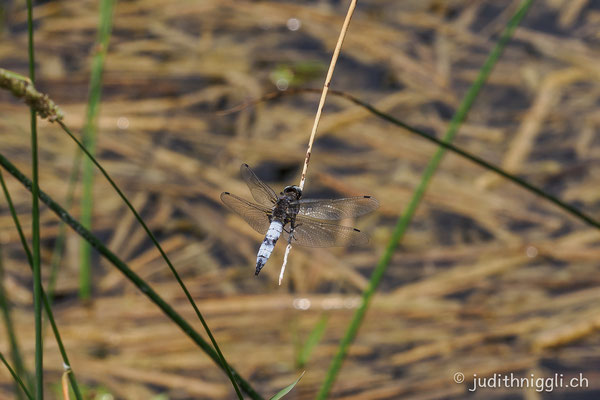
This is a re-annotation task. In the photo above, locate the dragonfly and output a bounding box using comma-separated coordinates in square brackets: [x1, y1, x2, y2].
[221, 164, 379, 276]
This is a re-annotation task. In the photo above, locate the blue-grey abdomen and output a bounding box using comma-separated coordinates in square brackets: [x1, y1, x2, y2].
[255, 220, 283, 275]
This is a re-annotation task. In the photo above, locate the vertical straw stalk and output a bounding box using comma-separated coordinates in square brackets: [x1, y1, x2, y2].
[25, 0, 44, 397]
[298, 0, 357, 191]
[280, 0, 357, 284]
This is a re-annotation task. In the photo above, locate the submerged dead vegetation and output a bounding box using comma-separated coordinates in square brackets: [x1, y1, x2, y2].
[0, 0, 599, 399]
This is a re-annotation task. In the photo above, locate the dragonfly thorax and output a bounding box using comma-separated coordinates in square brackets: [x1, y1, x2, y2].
[272, 187, 301, 224]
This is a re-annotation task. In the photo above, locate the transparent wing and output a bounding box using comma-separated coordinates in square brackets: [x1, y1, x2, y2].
[220, 192, 272, 234]
[240, 163, 278, 207]
[282, 215, 369, 248]
[295, 196, 379, 220]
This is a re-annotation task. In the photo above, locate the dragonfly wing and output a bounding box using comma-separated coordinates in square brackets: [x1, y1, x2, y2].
[221, 192, 272, 234]
[282, 215, 369, 248]
[295, 196, 379, 220]
[240, 163, 278, 207]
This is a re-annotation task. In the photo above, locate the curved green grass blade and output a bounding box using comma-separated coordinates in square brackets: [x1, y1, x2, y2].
[56, 119, 244, 399]
[0, 352, 33, 400]
[0, 152, 263, 400]
[229, 83, 600, 231]
[0, 62, 246, 399]
[0, 170, 84, 400]
[321, 90, 600, 230]
[316, 1, 535, 398]
[270, 371, 305, 400]
[47, 149, 81, 303]
[0, 245, 31, 399]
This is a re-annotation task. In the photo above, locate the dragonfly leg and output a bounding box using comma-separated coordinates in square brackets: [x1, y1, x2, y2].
[287, 221, 302, 243]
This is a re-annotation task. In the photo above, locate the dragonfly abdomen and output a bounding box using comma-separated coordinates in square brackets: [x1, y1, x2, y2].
[255, 220, 283, 275]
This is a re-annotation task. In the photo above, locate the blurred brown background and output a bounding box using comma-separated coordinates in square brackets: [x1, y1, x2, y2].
[0, 0, 599, 399]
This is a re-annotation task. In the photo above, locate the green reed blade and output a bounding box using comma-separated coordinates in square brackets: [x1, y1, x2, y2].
[230, 85, 600, 231]
[0, 244, 32, 399]
[324, 91, 600, 230]
[25, 0, 44, 398]
[316, 1, 535, 398]
[269, 371, 305, 400]
[79, 0, 115, 300]
[0, 152, 263, 400]
[296, 314, 328, 368]
[0, 171, 84, 400]
[0, 352, 33, 400]
[48, 149, 81, 303]
[57, 118, 244, 399]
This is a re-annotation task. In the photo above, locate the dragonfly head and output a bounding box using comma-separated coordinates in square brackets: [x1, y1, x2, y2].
[282, 185, 302, 199]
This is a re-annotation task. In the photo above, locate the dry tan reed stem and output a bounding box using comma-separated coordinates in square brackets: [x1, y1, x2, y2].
[279, 242, 292, 285]
[298, 0, 357, 191]
[61, 369, 71, 400]
[280, 0, 357, 285]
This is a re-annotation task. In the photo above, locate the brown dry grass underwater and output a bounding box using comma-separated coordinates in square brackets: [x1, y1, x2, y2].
[1, 0, 600, 399]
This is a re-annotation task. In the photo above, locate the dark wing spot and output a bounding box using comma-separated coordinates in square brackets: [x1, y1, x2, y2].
[353, 228, 361, 232]
[364, 195, 371, 198]
[224, 191, 230, 195]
